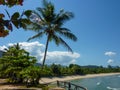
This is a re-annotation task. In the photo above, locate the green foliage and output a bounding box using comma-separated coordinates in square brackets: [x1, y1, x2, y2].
[69, 64, 84, 75]
[24, 10, 32, 18]
[51, 64, 61, 76]
[39, 64, 120, 77]
[27, 0, 77, 67]
[0, 43, 40, 86]
[0, 0, 24, 7]
[0, 44, 120, 86]
[20, 66, 41, 85]
[0, 0, 32, 37]
[40, 65, 52, 77]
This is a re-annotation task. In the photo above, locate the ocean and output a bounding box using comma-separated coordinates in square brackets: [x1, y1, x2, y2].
[71, 74, 120, 90]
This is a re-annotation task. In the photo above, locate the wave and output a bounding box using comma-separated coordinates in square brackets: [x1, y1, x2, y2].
[71, 74, 120, 90]
[96, 82, 101, 85]
[107, 86, 120, 90]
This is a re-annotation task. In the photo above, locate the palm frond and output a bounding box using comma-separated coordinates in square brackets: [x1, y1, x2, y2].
[37, 1, 55, 22]
[55, 27, 70, 32]
[37, 7, 48, 22]
[32, 10, 44, 22]
[54, 10, 74, 25]
[27, 32, 44, 41]
[52, 34, 73, 53]
[42, 0, 49, 8]
[26, 23, 43, 31]
[59, 37, 73, 53]
[42, 0, 54, 11]
[56, 28, 77, 41]
[51, 34, 60, 45]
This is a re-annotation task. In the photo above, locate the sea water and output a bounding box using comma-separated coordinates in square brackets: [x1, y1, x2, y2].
[71, 74, 120, 90]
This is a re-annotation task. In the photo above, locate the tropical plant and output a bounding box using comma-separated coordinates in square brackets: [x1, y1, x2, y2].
[51, 64, 61, 76]
[27, 0, 77, 67]
[0, 43, 37, 84]
[20, 66, 41, 86]
[0, 0, 32, 37]
[0, 0, 24, 7]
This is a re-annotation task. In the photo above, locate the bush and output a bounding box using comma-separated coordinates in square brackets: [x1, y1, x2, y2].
[20, 66, 41, 86]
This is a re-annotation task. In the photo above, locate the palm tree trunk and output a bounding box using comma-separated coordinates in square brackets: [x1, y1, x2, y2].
[42, 35, 49, 68]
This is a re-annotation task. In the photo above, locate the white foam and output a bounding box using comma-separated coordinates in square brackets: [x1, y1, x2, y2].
[107, 86, 112, 90]
[107, 86, 120, 90]
[96, 82, 101, 85]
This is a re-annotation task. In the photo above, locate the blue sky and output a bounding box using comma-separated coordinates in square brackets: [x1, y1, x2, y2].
[0, 0, 120, 66]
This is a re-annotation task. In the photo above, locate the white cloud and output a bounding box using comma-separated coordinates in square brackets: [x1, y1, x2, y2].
[107, 59, 114, 64]
[45, 51, 80, 65]
[0, 41, 80, 65]
[30, 13, 41, 23]
[0, 45, 7, 51]
[104, 51, 116, 57]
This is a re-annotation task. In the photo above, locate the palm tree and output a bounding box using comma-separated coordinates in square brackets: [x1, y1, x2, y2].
[27, 0, 77, 67]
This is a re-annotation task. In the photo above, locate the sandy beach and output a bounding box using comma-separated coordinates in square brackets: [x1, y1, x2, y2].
[40, 73, 120, 84]
[0, 73, 120, 89]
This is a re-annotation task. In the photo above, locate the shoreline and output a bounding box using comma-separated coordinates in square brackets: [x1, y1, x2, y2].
[0, 73, 120, 89]
[40, 72, 120, 84]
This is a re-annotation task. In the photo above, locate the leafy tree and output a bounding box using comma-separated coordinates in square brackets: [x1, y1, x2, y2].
[60, 66, 69, 76]
[0, 0, 32, 37]
[27, 0, 77, 67]
[20, 66, 41, 85]
[0, 43, 38, 84]
[69, 64, 84, 75]
[40, 65, 52, 77]
[51, 64, 61, 76]
[0, 0, 24, 7]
